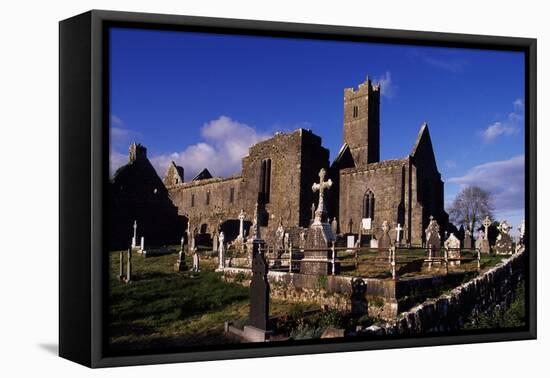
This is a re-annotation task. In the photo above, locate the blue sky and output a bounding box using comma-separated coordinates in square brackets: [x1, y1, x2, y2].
[109, 27, 525, 234]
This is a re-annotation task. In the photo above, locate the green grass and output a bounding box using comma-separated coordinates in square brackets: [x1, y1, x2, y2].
[462, 280, 526, 330]
[337, 248, 507, 279]
[108, 250, 318, 351]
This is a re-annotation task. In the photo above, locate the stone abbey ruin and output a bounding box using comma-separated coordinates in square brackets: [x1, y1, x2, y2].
[111, 77, 447, 249]
[109, 76, 526, 345]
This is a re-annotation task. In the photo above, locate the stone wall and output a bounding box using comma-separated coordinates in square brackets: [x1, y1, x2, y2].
[364, 249, 527, 335]
[167, 129, 329, 244]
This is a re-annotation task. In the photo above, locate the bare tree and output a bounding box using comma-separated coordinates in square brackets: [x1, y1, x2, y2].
[448, 186, 494, 231]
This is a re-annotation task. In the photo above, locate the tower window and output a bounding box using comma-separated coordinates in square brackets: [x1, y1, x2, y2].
[191, 194, 195, 207]
[259, 158, 272, 203]
[362, 189, 375, 219]
[353, 105, 358, 118]
[229, 187, 235, 203]
[206, 191, 210, 205]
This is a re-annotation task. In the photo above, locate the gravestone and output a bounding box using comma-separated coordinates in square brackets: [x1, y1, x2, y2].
[350, 278, 368, 315]
[463, 227, 473, 249]
[131, 220, 137, 249]
[495, 220, 514, 255]
[300, 169, 339, 275]
[217, 232, 226, 271]
[124, 248, 132, 283]
[212, 232, 218, 253]
[346, 235, 355, 252]
[275, 219, 285, 251]
[174, 237, 188, 272]
[475, 230, 485, 250]
[249, 243, 269, 331]
[376, 221, 392, 262]
[479, 216, 491, 254]
[425, 216, 441, 258]
[348, 218, 353, 234]
[370, 238, 378, 248]
[192, 249, 200, 272]
[237, 209, 246, 241]
[444, 233, 461, 266]
[331, 217, 338, 235]
[378, 221, 392, 250]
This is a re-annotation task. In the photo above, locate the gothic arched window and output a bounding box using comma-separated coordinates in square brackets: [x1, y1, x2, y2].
[362, 189, 375, 219]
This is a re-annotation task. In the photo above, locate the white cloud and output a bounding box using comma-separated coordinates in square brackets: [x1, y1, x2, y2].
[110, 115, 141, 144]
[149, 116, 271, 179]
[481, 99, 524, 143]
[422, 56, 466, 73]
[374, 71, 396, 98]
[110, 150, 128, 177]
[448, 155, 525, 212]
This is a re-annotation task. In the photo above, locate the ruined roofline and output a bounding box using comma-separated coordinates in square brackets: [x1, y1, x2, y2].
[340, 157, 409, 175]
[172, 173, 243, 189]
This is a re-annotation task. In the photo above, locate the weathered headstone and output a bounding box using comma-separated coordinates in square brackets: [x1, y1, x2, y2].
[275, 219, 285, 251]
[463, 227, 473, 249]
[192, 249, 200, 272]
[370, 237, 378, 248]
[375, 221, 392, 262]
[350, 278, 368, 315]
[217, 231, 226, 271]
[174, 237, 188, 272]
[212, 232, 218, 253]
[331, 217, 338, 235]
[378, 221, 392, 250]
[131, 220, 137, 248]
[301, 169, 339, 275]
[124, 248, 132, 283]
[425, 216, 441, 258]
[346, 235, 355, 252]
[348, 218, 354, 234]
[444, 233, 461, 266]
[495, 220, 514, 255]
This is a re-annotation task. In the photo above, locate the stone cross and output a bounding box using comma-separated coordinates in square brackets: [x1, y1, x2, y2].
[180, 237, 184, 252]
[218, 231, 226, 270]
[482, 216, 491, 240]
[311, 168, 332, 224]
[238, 209, 246, 239]
[251, 202, 262, 241]
[140, 236, 144, 252]
[132, 220, 137, 248]
[249, 243, 269, 331]
[396, 223, 403, 245]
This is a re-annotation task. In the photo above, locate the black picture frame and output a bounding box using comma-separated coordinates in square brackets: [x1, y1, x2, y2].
[59, 9, 537, 368]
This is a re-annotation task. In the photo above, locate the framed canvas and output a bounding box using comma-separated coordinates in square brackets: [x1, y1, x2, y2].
[59, 10, 536, 368]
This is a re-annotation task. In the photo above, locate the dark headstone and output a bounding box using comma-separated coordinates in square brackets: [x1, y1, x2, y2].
[351, 278, 368, 315]
[425, 216, 441, 257]
[249, 243, 270, 331]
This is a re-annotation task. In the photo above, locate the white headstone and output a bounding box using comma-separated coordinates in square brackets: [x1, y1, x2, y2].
[362, 218, 372, 231]
[217, 232, 225, 270]
[347, 235, 355, 250]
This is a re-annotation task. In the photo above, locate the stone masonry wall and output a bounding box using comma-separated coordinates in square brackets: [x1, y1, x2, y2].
[364, 249, 527, 335]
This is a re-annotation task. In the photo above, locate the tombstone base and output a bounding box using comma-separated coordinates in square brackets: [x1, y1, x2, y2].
[480, 239, 491, 254]
[174, 258, 188, 272]
[243, 325, 272, 342]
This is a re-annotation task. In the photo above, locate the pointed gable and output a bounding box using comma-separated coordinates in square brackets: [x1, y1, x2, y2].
[411, 123, 439, 172]
[163, 161, 184, 186]
[331, 143, 355, 170]
[192, 168, 213, 181]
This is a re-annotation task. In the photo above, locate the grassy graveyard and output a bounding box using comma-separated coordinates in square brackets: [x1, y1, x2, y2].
[108, 250, 320, 351]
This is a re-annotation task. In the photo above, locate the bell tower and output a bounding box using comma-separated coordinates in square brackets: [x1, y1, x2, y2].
[342, 77, 380, 167]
